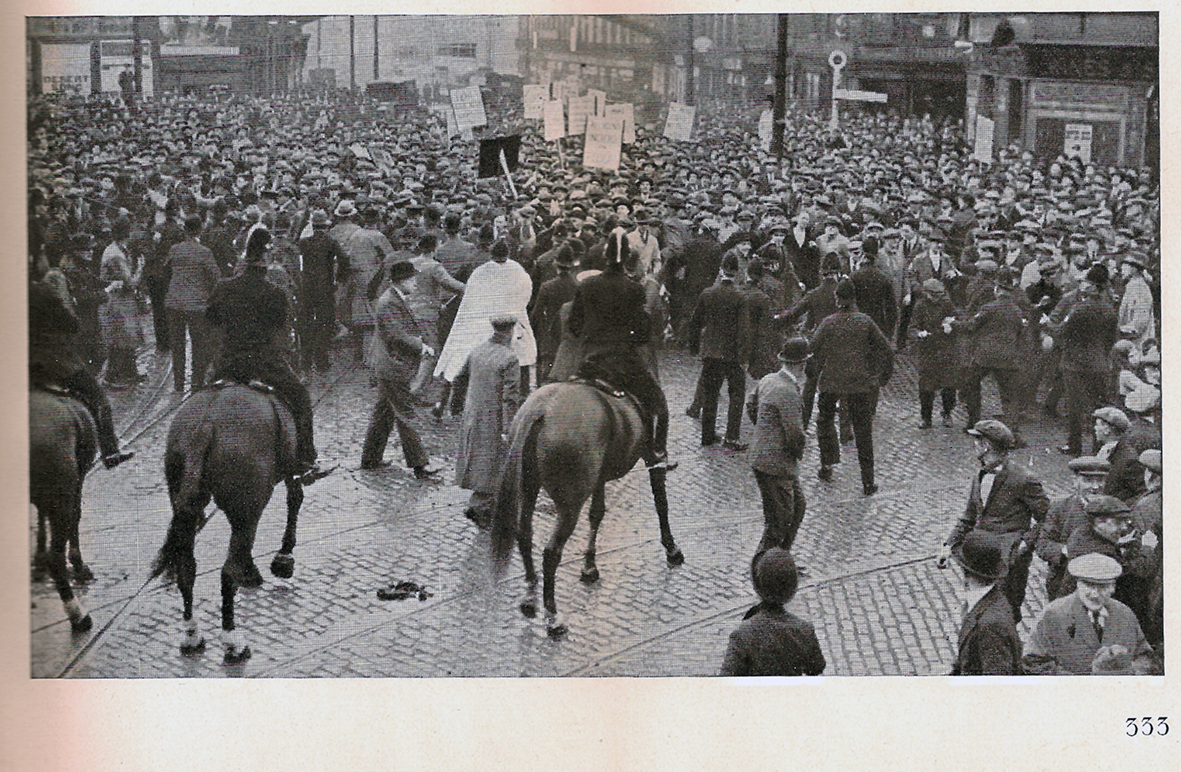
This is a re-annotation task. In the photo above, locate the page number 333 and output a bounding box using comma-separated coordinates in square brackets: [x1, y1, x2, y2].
[1126, 717, 1168, 737]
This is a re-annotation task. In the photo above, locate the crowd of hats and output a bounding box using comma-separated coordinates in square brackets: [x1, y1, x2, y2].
[28, 90, 1159, 284]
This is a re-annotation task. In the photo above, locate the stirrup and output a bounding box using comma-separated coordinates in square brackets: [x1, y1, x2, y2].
[292, 463, 335, 485]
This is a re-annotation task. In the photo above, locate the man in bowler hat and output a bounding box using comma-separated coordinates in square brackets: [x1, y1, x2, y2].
[950, 531, 1022, 675]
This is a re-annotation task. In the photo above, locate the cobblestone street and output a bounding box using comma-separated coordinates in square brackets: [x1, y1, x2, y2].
[29, 339, 1082, 679]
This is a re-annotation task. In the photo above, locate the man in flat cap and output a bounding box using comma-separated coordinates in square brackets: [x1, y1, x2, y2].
[1061, 494, 1156, 614]
[746, 337, 810, 554]
[950, 267, 1030, 445]
[1045, 263, 1120, 457]
[1036, 456, 1110, 600]
[950, 531, 1022, 676]
[1090, 405, 1150, 505]
[938, 420, 1048, 623]
[1117, 252, 1155, 349]
[1022, 553, 1152, 675]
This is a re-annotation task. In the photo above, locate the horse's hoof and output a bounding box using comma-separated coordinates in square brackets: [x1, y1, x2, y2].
[666, 547, 685, 567]
[580, 566, 600, 584]
[223, 645, 252, 666]
[547, 622, 568, 640]
[70, 614, 93, 634]
[180, 638, 207, 657]
[519, 599, 538, 619]
[270, 554, 295, 579]
[71, 564, 95, 583]
[239, 564, 265, 588]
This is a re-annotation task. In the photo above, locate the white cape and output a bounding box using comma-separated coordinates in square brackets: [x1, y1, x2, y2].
[435, 259, 536, 381]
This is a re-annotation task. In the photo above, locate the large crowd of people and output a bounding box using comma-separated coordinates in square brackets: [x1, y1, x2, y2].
[28, 83, 1162, 675]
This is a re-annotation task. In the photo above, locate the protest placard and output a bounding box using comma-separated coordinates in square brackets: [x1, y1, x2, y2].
[523, 84, 549, 120]
[973, 116, 995, 163]
[758, 109, 773, 152]
[605, 103, 636, 144]
[543, 101, 566, 142]
[450, 85, 487, 130]
[582, 116, 624, 171]
[567, 95, 596, 136]
[664, 102, 696, 141]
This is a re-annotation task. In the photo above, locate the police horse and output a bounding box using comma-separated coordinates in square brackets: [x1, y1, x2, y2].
[152, 385, 305, 665]
[29, 389, 98, 633]
[491, 381, 684, 638]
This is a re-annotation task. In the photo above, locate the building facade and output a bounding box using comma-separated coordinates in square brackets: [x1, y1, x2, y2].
[301, 15, 519, 99]
[964, 12, 1157, 169]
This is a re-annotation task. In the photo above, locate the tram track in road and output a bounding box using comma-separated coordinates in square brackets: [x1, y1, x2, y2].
[40, 361, 360, 675]
[45, 452, 969, 676]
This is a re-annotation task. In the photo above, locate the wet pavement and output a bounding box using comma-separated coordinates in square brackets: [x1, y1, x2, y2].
[30, 339, 1081, 678]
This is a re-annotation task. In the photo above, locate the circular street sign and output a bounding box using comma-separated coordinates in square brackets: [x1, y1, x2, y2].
[829, 49, 847, 69]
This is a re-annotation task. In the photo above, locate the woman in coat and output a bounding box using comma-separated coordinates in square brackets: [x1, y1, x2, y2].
[98, 219, 145, 386]
[910, 278, 962, 428]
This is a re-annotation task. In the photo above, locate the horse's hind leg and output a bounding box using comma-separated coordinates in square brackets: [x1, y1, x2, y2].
[580, 484, 607, 584]
[219, 569, 250, 665]
[270, 480, 302, 579]
[221, 516, 258, 665]
[542, 507, 579, 639]
[649, 468, 684, 566]
[177, 530, 204, 656]
[32, 508, 51, 580]
[47, 507, 91, 633]
[67, 492, 94, 583]
[517, 478, 541, 619]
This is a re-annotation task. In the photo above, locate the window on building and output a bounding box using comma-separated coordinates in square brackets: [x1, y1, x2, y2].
[438, 43, 476, 59]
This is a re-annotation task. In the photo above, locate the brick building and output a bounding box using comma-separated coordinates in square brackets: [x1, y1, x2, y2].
[964, 12, 1158, 169]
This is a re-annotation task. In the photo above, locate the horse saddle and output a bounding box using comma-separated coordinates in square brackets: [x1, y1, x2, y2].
[210, 378, 275, 395]
[569, 376, 648, 427]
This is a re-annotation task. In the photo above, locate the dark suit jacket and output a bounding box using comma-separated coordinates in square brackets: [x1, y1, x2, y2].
[719, 607, 826, 677]
[809, 309, 894, 394]
[947, 462, 1049, 552]
[568, 269, 650, 349]
[688, 278, 749, 362]
[371, 285, 426, 385]
[851, 264, 898, 338]
[952, 585, 1022, 675]
[954, 290, 1028, 370]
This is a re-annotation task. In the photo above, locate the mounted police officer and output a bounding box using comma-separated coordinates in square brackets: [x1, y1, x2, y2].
[567, 230, 676, 472]
[205, 227, 328, 484]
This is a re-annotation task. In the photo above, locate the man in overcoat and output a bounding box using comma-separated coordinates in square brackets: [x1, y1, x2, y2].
[687, 255, 750, 450]
[453, 315, 521, 527]
[808, 278, 894, 495]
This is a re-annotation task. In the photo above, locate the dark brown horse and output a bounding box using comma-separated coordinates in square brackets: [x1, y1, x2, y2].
[491, 381, 684, 638]
[152, 385, 304, 665]
[29, 389, 98, 633]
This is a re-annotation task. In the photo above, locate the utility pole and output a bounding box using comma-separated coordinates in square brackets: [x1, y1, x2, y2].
[349, 15, 356, 91]
[771, 14, 788, 160]
[373, 15, 379, 82]
[132, 16, 143, 95]
[685, 14, 694, 104]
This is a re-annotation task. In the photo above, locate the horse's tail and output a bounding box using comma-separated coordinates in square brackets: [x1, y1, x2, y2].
[152, 413, 214, 582]
[490, 400, 544, 576]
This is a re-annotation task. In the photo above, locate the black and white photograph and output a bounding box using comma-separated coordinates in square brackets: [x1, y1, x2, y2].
[9, 4, 1173, 768]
